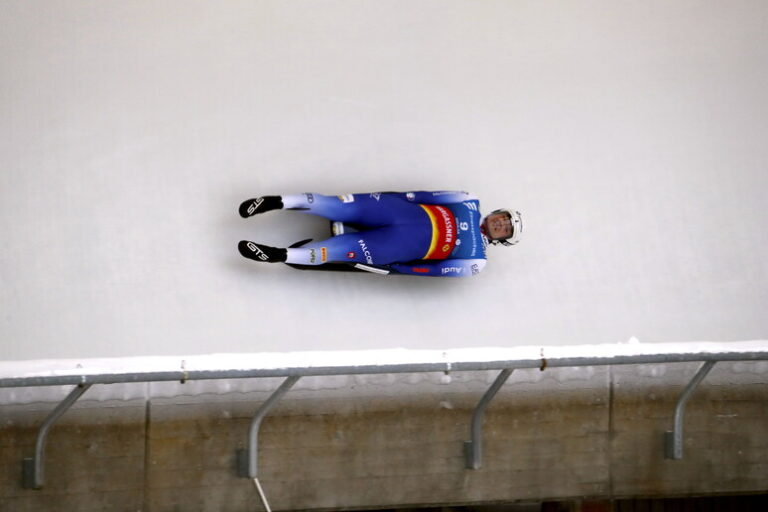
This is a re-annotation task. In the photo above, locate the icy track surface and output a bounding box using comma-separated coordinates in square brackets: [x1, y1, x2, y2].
[2, 2, 768, 361]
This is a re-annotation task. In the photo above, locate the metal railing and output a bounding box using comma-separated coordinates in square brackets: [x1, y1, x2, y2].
[4, 346, 767, 510]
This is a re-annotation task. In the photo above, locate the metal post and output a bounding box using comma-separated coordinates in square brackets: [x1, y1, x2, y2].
[235, 376, 299, 511]
[237, 376, 300, 476]
[22, 384, 92, 489]
[665, 361, 716, 460]
[464, 369, 513, 469]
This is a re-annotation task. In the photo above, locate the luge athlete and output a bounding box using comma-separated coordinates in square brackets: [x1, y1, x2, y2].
[237, 191, 522, 277]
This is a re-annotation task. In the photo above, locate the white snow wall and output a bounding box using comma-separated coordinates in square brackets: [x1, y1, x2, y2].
[1, 0, 767, 361]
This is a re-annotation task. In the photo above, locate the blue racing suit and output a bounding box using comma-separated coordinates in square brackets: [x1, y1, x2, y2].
[282, 191, 487, 277]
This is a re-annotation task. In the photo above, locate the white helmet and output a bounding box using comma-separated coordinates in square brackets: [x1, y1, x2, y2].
[486, 209, 523, 246]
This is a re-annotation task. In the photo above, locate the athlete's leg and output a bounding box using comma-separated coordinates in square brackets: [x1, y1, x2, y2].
[280, 193, 425, 227]
[285, 225, 431, 266]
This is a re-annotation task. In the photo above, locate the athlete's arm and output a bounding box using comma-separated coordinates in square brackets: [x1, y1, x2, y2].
[388, 259, 486, 277]
[382, 191, 478, 205]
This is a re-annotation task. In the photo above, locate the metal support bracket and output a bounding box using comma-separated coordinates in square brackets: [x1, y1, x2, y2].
[464, 368, 513, 469]
[665, 360, 716, 460]
[236, 376, 300, 511]
[22, 383, 92, 489]
[237, 375, 300, 478]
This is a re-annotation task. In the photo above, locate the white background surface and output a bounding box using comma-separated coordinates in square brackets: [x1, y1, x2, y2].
[2, 1, 767, 361]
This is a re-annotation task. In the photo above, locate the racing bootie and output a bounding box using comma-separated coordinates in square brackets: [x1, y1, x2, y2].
[238, 241, 287, 263]
[239, 196, 283, 218]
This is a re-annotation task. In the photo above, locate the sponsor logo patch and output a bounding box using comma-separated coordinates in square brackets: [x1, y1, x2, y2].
[471, 264, 480, 275]
[305, 193, 315, 204]
[246, 242, 269, 261]
[421, 204, 457, 260]
[321, 247, 328, 262]
[347, 252, 356, 259]
[412, 267, 429, 273]
[309, 249, 317, 264]
[247, 198, 264, 216]
[370, 192, 381, 201]
[357, 239, 374, 264]
[338, 194, 355, 203]
[406, 192, 415, 201]
[442, 267, 464, 274]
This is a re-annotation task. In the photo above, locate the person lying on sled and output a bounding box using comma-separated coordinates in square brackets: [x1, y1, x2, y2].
[237, 191, 522, 277]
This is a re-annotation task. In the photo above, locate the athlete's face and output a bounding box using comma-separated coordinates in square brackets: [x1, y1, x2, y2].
[485, 212, 513, 240]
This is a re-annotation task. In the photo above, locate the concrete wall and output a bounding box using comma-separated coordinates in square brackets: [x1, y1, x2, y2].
[1, 362, 767, 511]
